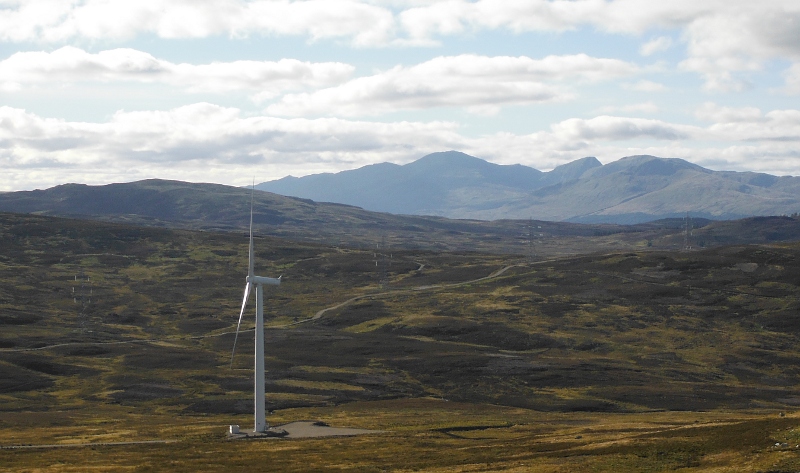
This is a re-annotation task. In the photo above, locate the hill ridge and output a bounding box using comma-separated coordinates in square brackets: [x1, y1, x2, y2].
[257, 152, 800, 223]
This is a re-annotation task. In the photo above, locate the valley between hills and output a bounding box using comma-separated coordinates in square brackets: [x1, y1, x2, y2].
[1, 208, 800, 471]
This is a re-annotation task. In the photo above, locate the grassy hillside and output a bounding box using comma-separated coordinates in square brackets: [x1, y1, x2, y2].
[0, 179, 645, 255]
[3, 179, 800, 261]
[2, 212, 800, 471]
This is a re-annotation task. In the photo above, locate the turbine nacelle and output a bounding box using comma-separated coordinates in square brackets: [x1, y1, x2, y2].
[247, 275, 281, 286]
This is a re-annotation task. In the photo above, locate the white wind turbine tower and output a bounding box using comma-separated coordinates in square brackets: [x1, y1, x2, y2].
[231, 189, 280, 433]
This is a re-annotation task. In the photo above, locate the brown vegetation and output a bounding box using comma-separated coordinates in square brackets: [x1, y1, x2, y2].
[1, 211, 800, 471]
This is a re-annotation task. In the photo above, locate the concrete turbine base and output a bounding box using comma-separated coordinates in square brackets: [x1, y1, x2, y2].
[227, 421, 385, 440]
[227, 427, 288, 440]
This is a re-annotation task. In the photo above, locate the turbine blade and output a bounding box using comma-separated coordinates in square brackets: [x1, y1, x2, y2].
[248, 184, 255, 278]
[230, 282, 252, 368]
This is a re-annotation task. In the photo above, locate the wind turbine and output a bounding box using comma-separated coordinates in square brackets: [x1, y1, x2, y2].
[231, 188, 280, 433]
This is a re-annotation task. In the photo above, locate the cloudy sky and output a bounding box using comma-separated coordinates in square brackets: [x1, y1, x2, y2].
[2, 0, 800, 191]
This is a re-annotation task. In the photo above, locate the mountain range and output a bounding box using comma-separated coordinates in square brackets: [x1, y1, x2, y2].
[0, 179, 624, 254]
[257, 151, 800, 224]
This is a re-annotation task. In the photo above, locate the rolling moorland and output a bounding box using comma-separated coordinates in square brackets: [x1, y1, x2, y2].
[2, 211, 800, 471]
[3, 178, 800, 257]
[0, 177, 644, 254]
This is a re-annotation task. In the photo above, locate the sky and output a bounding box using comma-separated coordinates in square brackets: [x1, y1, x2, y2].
[2, 0, 800, 191]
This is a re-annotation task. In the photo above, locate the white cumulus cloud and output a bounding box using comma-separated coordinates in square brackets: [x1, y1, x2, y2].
[677, 4, 800, 91]
[3, 1, 800, 92]
[266, 54, 639, 116]
[0, 46, 355, 96]
[596, 102, 659, 114]
[626, 80, 667, 92]
[399, 1, 800, 91]
[0, 0, 396, 46]
[706, 109, 800, 142]
[550, 116, 697, 141]
[784, 63, 800, 95]
[695, 102, 763, 124]
[639, 36, 672, 56]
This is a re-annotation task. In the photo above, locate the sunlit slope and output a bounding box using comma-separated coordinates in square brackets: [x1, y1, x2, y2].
[1, 212, 799, 416]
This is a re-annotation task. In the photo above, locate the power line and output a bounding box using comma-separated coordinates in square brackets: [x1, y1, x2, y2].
[72, 270, 92, 331]
[683, 213, 693, 251]
[374, 235, 391, 288]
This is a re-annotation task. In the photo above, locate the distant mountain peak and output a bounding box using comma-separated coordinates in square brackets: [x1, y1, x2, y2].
[254, 151, 800, 223]
[406, 151, 501, 172]
[585, 155, 706, 179]
[414, 150, 478, 162]
[545, 156, 602, 183]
